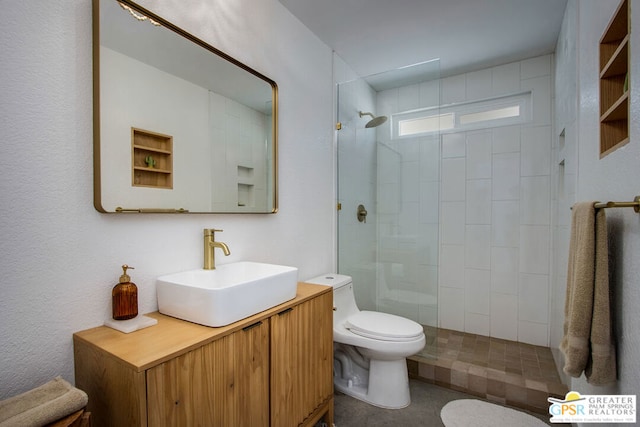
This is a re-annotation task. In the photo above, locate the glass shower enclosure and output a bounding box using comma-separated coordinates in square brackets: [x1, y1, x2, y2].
[337, 59, 441, 358]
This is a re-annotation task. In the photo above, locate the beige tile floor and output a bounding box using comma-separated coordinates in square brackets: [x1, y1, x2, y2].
[408, 327, 569, 414]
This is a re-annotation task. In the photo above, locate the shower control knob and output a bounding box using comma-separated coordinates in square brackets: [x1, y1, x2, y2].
[357, 204, 368, 223]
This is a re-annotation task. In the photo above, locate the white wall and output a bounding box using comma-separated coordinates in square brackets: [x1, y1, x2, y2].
[554, 0, 640, 405]
[0, 0, 334, 399]
[101, 47, 212, 211]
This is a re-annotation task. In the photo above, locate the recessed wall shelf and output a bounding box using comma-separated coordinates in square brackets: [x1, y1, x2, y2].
[599, 0, 630, 158]
[237, 166, 255, 207]
[131, 128, 173, 189]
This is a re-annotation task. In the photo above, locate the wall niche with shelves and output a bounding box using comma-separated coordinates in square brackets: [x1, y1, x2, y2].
[131, 128, 173, 189]
[599, 0, 629, 158]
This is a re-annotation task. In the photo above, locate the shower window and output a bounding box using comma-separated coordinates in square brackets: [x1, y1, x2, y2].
[392, 91, 531, 138]
[398, 113, 454, 136]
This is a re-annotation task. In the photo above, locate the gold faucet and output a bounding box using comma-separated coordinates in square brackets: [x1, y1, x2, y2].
[203, 228, 231, 270]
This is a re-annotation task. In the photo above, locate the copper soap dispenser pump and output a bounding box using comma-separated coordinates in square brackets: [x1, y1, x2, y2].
[112, 264, 138, 320]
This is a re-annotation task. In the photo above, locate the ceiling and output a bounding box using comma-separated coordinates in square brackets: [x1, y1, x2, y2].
[278, 0, 568, 83]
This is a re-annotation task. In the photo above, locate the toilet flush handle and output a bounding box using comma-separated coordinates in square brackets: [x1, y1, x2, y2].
[357, 204, 368, 223]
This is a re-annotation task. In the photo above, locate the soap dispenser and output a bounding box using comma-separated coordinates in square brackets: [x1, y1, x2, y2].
[112, 264, 138, 320]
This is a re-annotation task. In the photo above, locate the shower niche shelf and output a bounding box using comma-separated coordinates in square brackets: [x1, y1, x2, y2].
[237, 165, 254, 207]
[599, 0, 629, 158]
[131, 128, 173, 189]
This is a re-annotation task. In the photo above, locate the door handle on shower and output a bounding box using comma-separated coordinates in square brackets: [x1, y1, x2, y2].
[357, 204, 367, 223]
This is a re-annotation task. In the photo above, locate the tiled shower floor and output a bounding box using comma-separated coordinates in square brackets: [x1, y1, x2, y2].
[407, 327, 569, 414]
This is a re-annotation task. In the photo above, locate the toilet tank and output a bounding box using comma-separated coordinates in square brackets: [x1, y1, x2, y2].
[305, 274, 352, 290]
[305, 274, 359, 321]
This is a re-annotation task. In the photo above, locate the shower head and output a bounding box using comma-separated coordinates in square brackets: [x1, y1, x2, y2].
[359, 111, 388, 128]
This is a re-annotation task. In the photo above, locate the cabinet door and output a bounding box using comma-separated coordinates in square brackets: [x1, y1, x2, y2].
[147, 320, 270, 426]
[270, 292, 333, 427]
[74, 339, 147, 427]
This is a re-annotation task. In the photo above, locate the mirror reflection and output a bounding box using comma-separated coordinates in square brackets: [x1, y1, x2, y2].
[94, 0, 278, 213]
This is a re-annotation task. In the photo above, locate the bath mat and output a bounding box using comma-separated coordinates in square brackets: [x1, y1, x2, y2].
[440, 399, 548, 427]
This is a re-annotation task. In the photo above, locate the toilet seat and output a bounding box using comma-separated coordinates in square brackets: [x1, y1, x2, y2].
[345, 311, 424, 342]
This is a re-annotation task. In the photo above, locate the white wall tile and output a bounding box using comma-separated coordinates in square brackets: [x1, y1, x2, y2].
[439, 287, 465, 330]
[465, 268, 490, 315]
[519, 225, 550, 274]
[354, 264, 378, 312]
[521, 76, 552, 126]
[466, 131, 492, 179]
[398, 136, 420, 159]
[442, 133, 466, 158]
[399, 83, 420, 112]
[441, 202, 465, 245]
[442, 74, 466, 104]
[419, 80, 440, 108]
[378, 182, 400, 215]
[441, 158, 466, 201]
[401, 161, 420, 202]
[418, 265, 439, 297]
[466, 69, 492, 100]
[491, 62, 520, 96]
[376, 89, 399, 120]
[420, 181, 439, 224]
[439, 244, 465, 288]
[521, 126, 551, 176]
[492, 152, 520, 200]
[520, 55, 551, 80]
[465, 225, 491, 269]
[554, 226, 570, 278]
[491, 201, 520, 247]
[465, 313, 490, 336]
[493, 125, 521, 153]
[378, 143, 400, 183]
[518, 321, 549, 346]
[466, 179, 492, 224]
[520, 176, 550, 225]
[418, 223, 439, 266]
[518, 273, 549, 324]
[490, 293, 518, 340]
[419, 304, 438, 327]
[491, 247, 519, 295]
[420, 136, 440, 182]
[399, 201, 419, 231]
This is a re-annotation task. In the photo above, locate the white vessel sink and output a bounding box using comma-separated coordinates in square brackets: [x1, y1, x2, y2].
[157, 261, 298, 327]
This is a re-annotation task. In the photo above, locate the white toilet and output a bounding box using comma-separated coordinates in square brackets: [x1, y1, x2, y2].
[306, 274, 426, 409]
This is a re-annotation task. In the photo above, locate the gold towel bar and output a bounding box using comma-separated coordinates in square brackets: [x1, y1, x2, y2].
[115, 207, 189, 213]
[594, 196, 640, 213]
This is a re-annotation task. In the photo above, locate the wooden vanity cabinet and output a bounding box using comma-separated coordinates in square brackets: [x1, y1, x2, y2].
[271, 289, 333, 426]
[146, 319, 270, 426]
[74, 283, 333, 427]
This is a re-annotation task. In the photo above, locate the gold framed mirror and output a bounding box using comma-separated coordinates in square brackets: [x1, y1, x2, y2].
[93, 0, 278, 213]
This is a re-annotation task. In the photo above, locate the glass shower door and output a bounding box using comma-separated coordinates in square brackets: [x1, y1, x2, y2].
[337, 60, 441, 358]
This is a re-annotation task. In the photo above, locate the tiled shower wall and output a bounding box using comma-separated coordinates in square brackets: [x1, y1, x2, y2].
[376, 55, 554, 346]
